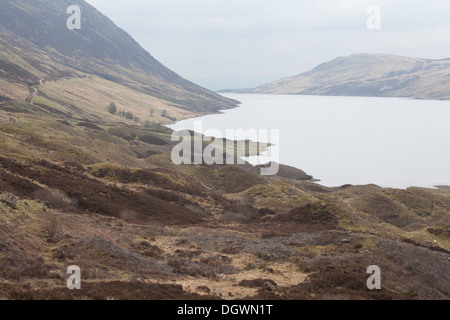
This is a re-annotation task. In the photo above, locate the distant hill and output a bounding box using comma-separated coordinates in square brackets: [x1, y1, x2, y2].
[0, 0, 237, 121]
[246, 54, 450, 100]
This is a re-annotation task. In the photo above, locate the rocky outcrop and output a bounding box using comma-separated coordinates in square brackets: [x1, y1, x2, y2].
[1, 193, 17, 209]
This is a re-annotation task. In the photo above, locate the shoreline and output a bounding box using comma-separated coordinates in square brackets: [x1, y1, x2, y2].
[168, 93, 450, 190]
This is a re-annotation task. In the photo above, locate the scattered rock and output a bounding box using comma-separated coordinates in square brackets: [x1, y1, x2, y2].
[341, 239, 351, 243]
[239, 278, 277, 290]
[197, 286, 211, 293]
[263, 282, 277, 292]
[63, 233, 74, 239]
[1, 193, 17, 209]
[245, 263, 256, 270]
[320, 203, 328, 209]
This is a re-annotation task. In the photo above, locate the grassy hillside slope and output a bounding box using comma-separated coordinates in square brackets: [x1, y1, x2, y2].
[0, 0, 238, 120]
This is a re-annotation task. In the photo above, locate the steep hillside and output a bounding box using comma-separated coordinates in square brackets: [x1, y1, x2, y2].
[248, 54, 450, 100]
[0, 0, 237, 120]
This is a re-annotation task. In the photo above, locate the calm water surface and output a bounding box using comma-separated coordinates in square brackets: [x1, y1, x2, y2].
[169, 94, 450, 188]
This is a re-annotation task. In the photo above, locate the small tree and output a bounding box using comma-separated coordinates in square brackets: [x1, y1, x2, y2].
[107, 102, 117, 114]
[150, 109, 155, 116]
[125, 111, 134, 120]
[161, 109, 168, 117]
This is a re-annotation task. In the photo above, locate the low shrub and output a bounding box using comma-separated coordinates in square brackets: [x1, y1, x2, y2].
[34, 188, 77, 210]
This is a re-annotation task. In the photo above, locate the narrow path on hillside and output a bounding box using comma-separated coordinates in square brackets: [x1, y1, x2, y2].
[26, 79, 45, 104]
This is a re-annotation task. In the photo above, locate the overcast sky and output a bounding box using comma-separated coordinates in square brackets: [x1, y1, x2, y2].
[85, 0, 450, 91]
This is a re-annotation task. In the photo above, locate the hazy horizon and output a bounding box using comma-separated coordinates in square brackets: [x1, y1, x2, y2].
[85, 0, 450, 91]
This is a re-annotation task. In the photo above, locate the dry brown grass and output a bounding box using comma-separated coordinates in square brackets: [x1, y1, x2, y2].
[44, 214, 60, 242]
[34, 188, 77, 210]
[118, 209, 140, 222]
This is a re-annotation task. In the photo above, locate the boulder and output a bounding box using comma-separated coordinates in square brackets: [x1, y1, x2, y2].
[263, 281, 277, 292]
[1, 193, 17, 209]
